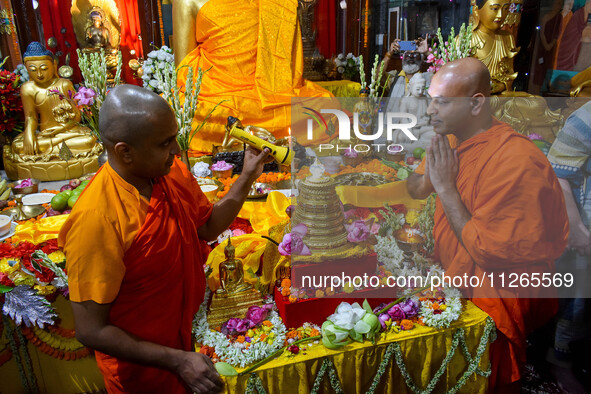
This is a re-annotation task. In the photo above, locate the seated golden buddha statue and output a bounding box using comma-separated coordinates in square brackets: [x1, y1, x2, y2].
[207, 237, 263, 328]
[471, 0, 519, 94]
[3, 42, 102, 181]
[173, 0, 334, 156]
[217, 237, 253, 295]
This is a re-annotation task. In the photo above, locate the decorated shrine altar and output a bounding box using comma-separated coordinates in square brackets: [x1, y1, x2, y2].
[0, 174, 496, 393]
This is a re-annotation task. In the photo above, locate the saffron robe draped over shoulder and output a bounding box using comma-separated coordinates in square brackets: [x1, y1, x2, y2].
[176, 0, 334, 155]
[416, 120, 568, 385]
[59, 159, 213, 393]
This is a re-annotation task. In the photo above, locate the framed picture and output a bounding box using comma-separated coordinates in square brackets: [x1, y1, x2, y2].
[387, 7, 400, 50]
[417, 8, 438, 37]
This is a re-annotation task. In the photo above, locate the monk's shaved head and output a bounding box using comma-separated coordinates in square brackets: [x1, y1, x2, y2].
[430, 58, 491, 97]
[99, 84, 176, 148]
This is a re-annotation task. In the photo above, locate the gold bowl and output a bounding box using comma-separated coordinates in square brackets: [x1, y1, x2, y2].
[213, 168, 233, 178]
[195, 177, 223, 202]
[10, 179, 39, 195]
[394, 229, 424, 253]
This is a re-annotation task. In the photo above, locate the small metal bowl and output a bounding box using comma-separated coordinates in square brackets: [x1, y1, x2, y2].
[247, 182, 275, 199]
[195, 177, 223, 202]
[10, 179, 40, 195]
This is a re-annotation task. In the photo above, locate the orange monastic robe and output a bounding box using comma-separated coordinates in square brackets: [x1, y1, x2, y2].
[177, 0, 334, 155]
[59, 160, 213, 393]
[418, 120, 568, 387]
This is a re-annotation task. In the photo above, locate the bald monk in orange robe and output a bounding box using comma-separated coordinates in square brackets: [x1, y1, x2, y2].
[174, 0, 335, 155]
[407, 58, 568, 392]
[59, 85, 271, 393]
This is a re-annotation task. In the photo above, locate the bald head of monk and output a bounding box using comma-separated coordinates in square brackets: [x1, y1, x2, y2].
[426, 58, 492, 142]
[99, 84, 180, 181]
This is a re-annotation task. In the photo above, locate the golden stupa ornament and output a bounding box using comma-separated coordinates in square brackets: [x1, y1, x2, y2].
[470, 0, 519, 94]
[207, 237, 263, 329]
[3, 42, 102, 181]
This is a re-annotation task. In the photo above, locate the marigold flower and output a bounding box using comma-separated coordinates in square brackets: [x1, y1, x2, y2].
[262, 320, 272, 327]
[288, 295, 298, 303]
[309, 328, 320, 337]
[236, 336, 245, 343]
[281, 278, 291, 288]
[400, 319, 414, 330]
[281, 287, 291, 297]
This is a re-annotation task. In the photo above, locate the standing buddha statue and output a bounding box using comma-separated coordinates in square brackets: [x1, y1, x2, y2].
[471, 0, 519, 94]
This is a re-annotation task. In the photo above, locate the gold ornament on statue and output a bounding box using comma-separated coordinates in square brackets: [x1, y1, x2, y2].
[2, 42, 102, 181]
[470, 0, 519, 94]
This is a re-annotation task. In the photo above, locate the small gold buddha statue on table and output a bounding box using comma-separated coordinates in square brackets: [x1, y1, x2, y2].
[3, 42, 102, 181]
[217, 237, 253, 295]
[207, 237, 263, 328]
[471, 0, 519, 94]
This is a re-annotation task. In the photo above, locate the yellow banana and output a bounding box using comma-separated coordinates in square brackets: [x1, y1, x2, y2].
[0, 188, 10, 201]
[0, 179, 7, 195]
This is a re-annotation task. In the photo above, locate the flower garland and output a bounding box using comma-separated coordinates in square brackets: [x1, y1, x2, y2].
[20, 324, 90, 361]
[418, 287, 463, 329]
[192, 290, 287, 368]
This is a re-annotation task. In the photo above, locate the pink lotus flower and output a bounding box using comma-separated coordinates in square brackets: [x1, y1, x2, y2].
[387, 304, 405, 321]
[426, 53, 436, 63]
[342, 147, 358, 158]
[74, 87, 96, 106]
[528, 133, 543, 141]
[399, 299, 419, 318]
[378, 313, 390, 329]
[345, 220, 370, 243]
[285, 205, 295, 218]
[278, 224, 311, 256]
[245, 305, 272, 327]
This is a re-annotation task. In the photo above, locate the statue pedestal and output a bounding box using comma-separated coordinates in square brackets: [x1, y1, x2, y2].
[207, 287, 263, 329]
[3, 149, 100, 181]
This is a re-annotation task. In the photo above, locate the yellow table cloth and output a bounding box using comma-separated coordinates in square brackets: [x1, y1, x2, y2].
[224, 302, 493, 393]
[1, 299, 492, 393]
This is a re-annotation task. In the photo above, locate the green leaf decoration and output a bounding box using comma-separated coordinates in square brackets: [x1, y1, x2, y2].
[0, 284, 13, 294]
[362, 299, 373, 314]
[215, 362, 238, 376]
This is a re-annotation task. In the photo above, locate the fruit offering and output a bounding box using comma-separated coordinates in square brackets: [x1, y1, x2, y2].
[50, 179, 91, 213]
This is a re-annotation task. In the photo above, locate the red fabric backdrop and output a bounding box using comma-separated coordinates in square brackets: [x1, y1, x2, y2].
[38, 0, 82, 82]
[115, 0, 144, 85]
[38, 0, 144, 85]
[315, 0, 338, 59]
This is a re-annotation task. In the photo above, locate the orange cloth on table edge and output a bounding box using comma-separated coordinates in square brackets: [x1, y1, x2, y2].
[416, 120, 567, 385]
[176, 0, 334, 156]
[59, 159, 213, 393]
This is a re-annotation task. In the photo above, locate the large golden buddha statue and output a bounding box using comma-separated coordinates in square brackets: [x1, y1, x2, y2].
[173, 0, 334, 155]
[471, 0, 519, 94]
[3, 42, 102, 181]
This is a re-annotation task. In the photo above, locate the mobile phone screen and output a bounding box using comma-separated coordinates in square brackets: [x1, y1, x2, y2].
[399, 41, 417, 51]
